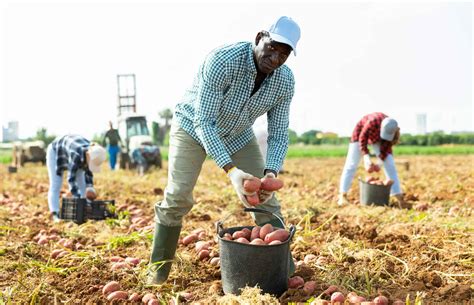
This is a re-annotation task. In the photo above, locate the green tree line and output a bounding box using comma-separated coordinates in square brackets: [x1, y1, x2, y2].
[289, 129, 474, 146]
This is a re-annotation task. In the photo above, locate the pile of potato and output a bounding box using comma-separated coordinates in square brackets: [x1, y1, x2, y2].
[365, 176, 394, 186]
[221, 223, 290, 245]
[304, 286, 399, 305]
[243, 176, 284, 206]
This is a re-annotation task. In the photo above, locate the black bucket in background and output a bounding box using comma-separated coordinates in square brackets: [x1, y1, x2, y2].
[216, 208, 296, 297]
[7, 166, 17, 173]
[359, 178, 391, 206]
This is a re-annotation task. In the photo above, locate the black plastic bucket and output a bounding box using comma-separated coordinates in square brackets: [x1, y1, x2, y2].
[359, 178, 391, 206]
[216, 208, 296, 296]
[7, 166, 17, 173]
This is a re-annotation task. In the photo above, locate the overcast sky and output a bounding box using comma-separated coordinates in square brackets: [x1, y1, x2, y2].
[0, 0, 472, 139]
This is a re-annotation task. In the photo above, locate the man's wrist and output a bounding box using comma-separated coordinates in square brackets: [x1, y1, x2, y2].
[264, 169, 277, 177]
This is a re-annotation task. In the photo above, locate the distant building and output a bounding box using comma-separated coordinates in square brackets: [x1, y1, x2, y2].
[416, 113, 427, 135]
[2, 121, 19, 142]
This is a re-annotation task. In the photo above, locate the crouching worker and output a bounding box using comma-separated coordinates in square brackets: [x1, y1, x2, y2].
[338, 112, 409, 208]
[46, 135, 107, 222]
[147, 16, 301, 284]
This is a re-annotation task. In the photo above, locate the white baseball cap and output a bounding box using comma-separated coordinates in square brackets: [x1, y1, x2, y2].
[380, 118, 399, 141]
[268, 16, 301, 56]
[87, 144, 106, 173]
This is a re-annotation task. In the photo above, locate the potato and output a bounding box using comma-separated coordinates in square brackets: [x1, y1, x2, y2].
[51, 249, 63, 259]
[102, 281, 120, 295]
[64, 239, 75, 249]
[331, 292, 345, 303]
[107, 290, 128, 300]
[288, 276, 304, 288]
[128, 293, 141, 301]
[243, 178, 261, 193]
[222, 233, 232, 240]
[250, 226, 261, 241]
[392, 300, 404, 305]
[56, 250, 69, 259]
[249, 238, 265, 245]
[245, 193, 260, 206]
[235, 237, 249, 244]
[241, 228, 252, 240]
[232, 231, 247, 240]
[111, 261, 131, 271]
[148, 299, 159, 305]
[310, 300, 329, 305]
[85, 187, 97, 200]
[303, 281, 316, 295]
[361, 302, 375, 305]
[383, 179, 394, 186]
[195, 241, 210, 252]
[142, 293, 156, 304]
[198, 249, 209, 260]
[210, 257, 220, 266]
[182, 234, 198, 245]
[323, 285, 339, 296]
[125, 257, 140, 266]
[269, 240, 282, 245]
[37, 237, 49, 245]
[264, 229, 289, 243]
[109, 256, 125, 262]
[350, 296, 367, 303]
[260, 177, 284, 191]
[373, 296, 388, 305]
[259, 223, 274, 240]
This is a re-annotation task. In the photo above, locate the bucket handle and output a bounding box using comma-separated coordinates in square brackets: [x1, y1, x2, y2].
[216, 208, 295, 240]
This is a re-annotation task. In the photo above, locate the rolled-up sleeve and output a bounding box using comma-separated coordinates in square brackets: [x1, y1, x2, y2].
[67, 156, 81, 197]
[193, 54, 233, 168]
[358, 122, 371, 155]
[266, 83, 294, 173]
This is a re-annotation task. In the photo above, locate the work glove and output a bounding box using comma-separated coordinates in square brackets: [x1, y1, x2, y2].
[258, 172, 276, 205]
[227, 167, 255, 208]
[85, 186, 97, 201]
[363, 154, 372, 171]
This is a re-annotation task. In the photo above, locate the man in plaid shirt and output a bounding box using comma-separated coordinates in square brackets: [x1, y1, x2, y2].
[46, 135, 106, 222]
[148, 16, 301, 284]
[338, 112, 408, 207]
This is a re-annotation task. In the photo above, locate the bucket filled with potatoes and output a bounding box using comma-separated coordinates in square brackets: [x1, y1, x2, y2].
[216, 208, 295, 297]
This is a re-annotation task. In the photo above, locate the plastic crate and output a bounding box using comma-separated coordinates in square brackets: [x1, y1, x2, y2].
[59, 198, 116, 224]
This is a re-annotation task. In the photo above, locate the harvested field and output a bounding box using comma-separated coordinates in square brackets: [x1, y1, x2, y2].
[0, 155, 472, 304]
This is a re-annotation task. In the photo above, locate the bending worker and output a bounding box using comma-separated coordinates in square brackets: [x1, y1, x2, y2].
[46, 135, 107, 222]
[338, 112, 408, 208]
[148, 16, 301, 284]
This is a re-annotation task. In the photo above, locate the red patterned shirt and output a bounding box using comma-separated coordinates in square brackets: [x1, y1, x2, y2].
[351, 112, 393, 160]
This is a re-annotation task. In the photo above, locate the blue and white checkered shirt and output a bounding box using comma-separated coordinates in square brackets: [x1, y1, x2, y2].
[175, 42, 295, 173]
[52, 135, 94, 197]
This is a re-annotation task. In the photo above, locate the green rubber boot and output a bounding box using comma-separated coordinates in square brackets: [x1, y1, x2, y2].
[147, 223, 182, 285]
[257, 217, 296, 277]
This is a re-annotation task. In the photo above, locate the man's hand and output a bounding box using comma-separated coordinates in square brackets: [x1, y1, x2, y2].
[258, 172, 275, 204]
[85, 187, 97, 201]
[227, 167, 255, 207]
[363, 154, 373, 172]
